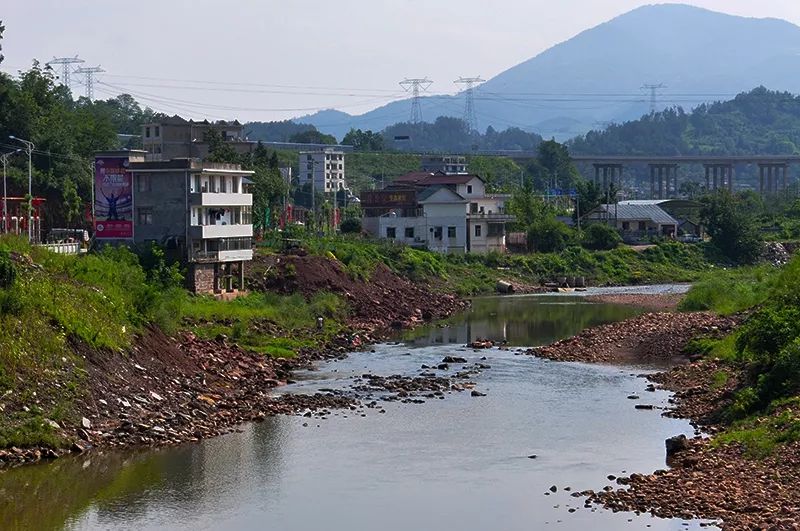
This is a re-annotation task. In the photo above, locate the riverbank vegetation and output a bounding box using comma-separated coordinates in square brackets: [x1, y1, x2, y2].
[0, 235, 350, 448]
[679, 255, 800, 456]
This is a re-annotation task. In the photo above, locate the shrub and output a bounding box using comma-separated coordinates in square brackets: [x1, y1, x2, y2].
[340, 218, 362, 234]
[581, 223, 622, 250]
[527, 218, 575, 253]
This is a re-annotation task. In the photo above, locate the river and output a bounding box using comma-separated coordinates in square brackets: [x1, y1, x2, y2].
[1, 287, 716, 530]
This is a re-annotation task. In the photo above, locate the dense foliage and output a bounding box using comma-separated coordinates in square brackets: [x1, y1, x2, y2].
[569, 87, 800, 156]
[701, 191, 762, 263]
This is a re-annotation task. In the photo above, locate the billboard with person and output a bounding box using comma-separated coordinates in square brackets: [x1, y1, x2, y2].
[94, 156, 133, 239]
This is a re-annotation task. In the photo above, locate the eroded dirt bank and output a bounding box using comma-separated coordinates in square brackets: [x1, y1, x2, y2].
[0, 253, 468, 467]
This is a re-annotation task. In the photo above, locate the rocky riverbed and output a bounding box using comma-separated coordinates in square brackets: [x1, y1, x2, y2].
[526, 307, 800, 529]
[528, 311, 739, 363]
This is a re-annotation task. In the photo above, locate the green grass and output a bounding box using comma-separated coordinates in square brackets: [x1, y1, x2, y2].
[182, 291, 348, 357]
[715, 405, 800, 458]
[269, 236, 716, 296]
[679, 265, 777, 315]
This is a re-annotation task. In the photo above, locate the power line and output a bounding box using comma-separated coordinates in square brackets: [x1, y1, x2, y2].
[399, 77, 433, 124]
[45, 56, 84, 91]
[454, 76, 485, 132]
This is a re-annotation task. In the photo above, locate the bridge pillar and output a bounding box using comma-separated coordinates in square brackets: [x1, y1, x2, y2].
[592, 163, 623, 194]
[758, 163, 788, 195]
[648, 164, 678, 199]
[704, 163, 734, 192]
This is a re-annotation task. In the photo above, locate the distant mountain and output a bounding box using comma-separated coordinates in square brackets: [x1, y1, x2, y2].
[295, 4, 800, 141]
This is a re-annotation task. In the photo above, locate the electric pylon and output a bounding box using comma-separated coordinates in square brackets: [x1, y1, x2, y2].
[399, 77, 433, 124]
[75, 66, 105, 100]
[46, 56, 85, 91]
[454, 76, 485, 131]
[642, 83, 666, 113]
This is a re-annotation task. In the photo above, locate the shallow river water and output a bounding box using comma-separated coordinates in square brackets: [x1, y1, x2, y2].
[1, 287, 716, 530]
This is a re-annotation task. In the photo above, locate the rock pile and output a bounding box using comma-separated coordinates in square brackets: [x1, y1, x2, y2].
[528, 311, 739, 363]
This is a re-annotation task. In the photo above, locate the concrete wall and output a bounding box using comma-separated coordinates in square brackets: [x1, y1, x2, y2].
[133, 170, 188, 246]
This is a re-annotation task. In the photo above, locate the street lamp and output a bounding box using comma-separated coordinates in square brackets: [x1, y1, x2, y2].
[9, 135, 34, 241]
[0, 149, 20, 234]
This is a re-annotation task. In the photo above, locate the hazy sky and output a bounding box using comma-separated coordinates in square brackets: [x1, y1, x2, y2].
[2, 1, 799, 121]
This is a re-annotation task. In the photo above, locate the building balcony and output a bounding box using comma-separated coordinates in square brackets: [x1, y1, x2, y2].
[190, 224, 253, 239]
[193, 248, 253, 263]
[190, 192, 252, 207]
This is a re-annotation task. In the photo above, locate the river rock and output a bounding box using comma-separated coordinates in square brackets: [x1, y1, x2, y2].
[471, 390, 486, 397]
[665, 434, 690, 457]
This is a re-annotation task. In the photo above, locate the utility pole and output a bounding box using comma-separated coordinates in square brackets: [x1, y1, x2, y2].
[641, 83, 666, 113]
[9, 136, 34, 241]
[399, 77, 433, 124]
[0, 149, 20, 234]
[75, 66, 105, 101]
[46, 56, 84, 92]
[454, 76, 485, 132]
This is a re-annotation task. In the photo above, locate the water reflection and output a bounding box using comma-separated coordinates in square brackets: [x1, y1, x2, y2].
[0, 294, 714, 531]
[0, 417, 288, 531]
[404, 296, 642, 347]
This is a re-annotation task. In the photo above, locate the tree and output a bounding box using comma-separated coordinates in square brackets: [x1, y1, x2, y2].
[527, 217, 574, 253]
[574, 179, 617, 221]
[342, 128, 384, 151]
[62, 178, 82, 228]
[288, 129, 337, 145]
[204, 129, 239, 163]
[582, 223, 622, 250]
[250, 166, 287, 233]
[701, 190, 762, 263]
[537, 139, 580, 190]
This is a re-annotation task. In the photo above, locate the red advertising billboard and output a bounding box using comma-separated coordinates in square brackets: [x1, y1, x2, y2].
[94, 156, 133, 239]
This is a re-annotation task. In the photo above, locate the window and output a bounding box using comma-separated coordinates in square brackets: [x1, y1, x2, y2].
[622, 221, 630, 230]
[433, 226, 443, 240]
[137, 208, 153, 225]
[194, 175, 201, 192]
[242, 206, 252, 224]
[220, 176, 227, 193]
[470, 202, 478, 214]
[386, 227, 396, 239]
[137, 174, 151, 192]
[145, 127, 151, 138]
[231, 178, 239, 193]
[474, 224, 482, 237]
[638, 221, 646, 231]
[447, 226, 456, 238]
[405, 227, 414, 239]
[154, 126, 160, 137]
[488, 223, 504, 237]
[467, 185, 473, 194]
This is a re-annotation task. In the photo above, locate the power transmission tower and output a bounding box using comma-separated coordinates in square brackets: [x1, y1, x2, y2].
[46, 56, 85, 91]
[75, 66, 105, 100]
[399, 77, 433, 124]
[454, 76, 485, 132]
[642, 83, 666, 113]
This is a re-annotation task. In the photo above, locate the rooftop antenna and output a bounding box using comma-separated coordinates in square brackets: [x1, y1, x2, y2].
[399, 77, 433, 124]
[46, 56, 85, 91]
[642, 83, 666, 113]
[454, 76, 485, 132]
[75, 66, 105, 101]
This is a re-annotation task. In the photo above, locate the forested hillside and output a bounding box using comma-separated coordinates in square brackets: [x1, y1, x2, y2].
[569, 88, 800, 156]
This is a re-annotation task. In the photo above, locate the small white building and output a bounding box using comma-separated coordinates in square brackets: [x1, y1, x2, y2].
[299, 149, 346, 194]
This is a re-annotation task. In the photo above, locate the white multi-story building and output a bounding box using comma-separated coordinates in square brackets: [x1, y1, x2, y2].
[299, 149, 346, 194]
[127, 158, 254, 294]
